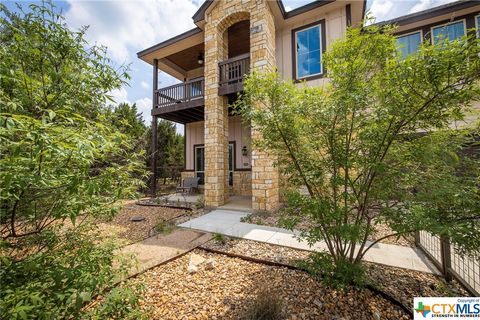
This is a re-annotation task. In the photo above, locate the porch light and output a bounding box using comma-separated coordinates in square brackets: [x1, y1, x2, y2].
[197, 52, 204, 65]
[242, 145, 248, 156]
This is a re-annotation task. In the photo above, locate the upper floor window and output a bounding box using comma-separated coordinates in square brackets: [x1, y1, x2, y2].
[293, 21, 325, 80]
[396, 31, 422, 57]
[432, 20, 465, 43]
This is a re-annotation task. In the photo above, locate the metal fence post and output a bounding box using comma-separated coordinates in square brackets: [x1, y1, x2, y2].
[414, 230, 420, 247]
[440, 235, 453, 282]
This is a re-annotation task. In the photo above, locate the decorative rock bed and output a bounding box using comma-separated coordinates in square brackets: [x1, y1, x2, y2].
[200, 237, 469, 310]
[131, 249, 411, 320]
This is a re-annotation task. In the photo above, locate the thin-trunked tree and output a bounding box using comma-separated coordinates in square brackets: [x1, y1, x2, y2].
[235, 25, 480, 281]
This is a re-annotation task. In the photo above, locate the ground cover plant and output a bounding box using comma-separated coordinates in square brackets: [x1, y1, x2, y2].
[235, 23, 480, 285]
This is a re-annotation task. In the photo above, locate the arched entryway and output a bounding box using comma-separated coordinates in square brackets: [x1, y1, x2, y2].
[203, 11, 251, 208]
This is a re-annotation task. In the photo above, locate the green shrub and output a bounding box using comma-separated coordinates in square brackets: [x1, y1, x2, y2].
[296, 252, 366, 289]
[240, 215, 253, 223]
[0, 226, 136, 319]
[85, 283, 147, 320]
[241, 288, 284, 320]
[195, 195, 205, 209]
[155, 221, 176, 235]
[212, 232, 226, 244]
[0, 2, 144, 318]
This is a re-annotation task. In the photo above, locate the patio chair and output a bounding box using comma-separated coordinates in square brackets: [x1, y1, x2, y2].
[176, 177, 200, 194]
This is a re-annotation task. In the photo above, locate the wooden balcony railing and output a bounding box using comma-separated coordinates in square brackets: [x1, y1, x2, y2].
[218, 53, 250, 95]
[154, 77, 205, 110]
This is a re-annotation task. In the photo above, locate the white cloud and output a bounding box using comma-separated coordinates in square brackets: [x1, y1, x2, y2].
[409, 0, 457, 14]
[109, 87, 130, 105]
[141, 81, 149, 89]
[108, 87, 152, 123]
[369, 0, 394, 20]
[134, 97, 153, 123]
[65, 0, 198, 63]
[368, 0, 461, 23]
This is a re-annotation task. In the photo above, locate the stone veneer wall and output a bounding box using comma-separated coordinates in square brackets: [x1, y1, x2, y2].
[231, 171, 252, 196]
[204, 0, 279, 211]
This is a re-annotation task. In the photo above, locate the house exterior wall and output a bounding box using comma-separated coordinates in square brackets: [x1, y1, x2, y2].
[185, 116, 251, 171]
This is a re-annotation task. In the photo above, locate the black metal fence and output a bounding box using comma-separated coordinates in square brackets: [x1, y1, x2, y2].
[416, 230, 479, 296]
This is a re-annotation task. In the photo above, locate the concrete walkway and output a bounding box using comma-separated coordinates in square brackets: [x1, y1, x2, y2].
[178, 210, 440, 274]
[219, 196, 252, 212]
[120, 229, 211, 278]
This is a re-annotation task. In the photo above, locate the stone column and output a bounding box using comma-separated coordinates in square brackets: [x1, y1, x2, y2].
[203, 17, 229, 208]
[250, 1, 280, 212]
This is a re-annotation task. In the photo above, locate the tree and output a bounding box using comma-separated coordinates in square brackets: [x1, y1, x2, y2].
[106, 102, 147, 141]
[0, 2, 144, 318]
[147, 120, 184, 185]
[236, 24, 480, 283]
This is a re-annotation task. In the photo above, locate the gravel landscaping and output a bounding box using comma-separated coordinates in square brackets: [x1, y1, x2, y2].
[96, 200, 202, 244]
[131, 249, 410, 320]
[202, 236, 310, 264]
[201, 237, 468, 310]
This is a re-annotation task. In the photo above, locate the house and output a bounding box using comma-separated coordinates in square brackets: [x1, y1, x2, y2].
[137, 0, 480, 211]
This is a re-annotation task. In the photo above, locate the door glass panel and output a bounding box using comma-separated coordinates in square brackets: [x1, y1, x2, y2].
[229, 144, 234, 186]
[195, 146, 204, 185]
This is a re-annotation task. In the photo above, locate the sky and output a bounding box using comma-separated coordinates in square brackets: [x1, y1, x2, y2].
[4, 0, 458, 133]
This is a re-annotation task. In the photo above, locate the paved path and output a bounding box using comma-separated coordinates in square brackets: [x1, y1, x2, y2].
[179, 210, 440, 274]
[120, 229, 211, 278]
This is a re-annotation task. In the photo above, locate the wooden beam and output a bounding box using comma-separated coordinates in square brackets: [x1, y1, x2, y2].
[151, 98, 205, 115]
[151, 59, 159, 197]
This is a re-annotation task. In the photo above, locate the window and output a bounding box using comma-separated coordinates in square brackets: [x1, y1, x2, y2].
[294, 21, 324, 80]
[476, 15, 480, 37]
[432, 20, 465, 43]
[396, 31, 422, 57]
[194, 145, 204, 185]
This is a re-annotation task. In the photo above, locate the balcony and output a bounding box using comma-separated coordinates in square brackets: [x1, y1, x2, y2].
[218, 53, 250, 96]
[152, 54, 250, 123]
[152, 77, 205, 123]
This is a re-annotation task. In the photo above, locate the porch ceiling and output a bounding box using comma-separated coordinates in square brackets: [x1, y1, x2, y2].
[165, 43, 204, 72]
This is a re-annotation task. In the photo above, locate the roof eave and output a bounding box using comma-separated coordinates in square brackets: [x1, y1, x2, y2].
[137, 27, 203, 59]
[373, 0, 478, 27]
